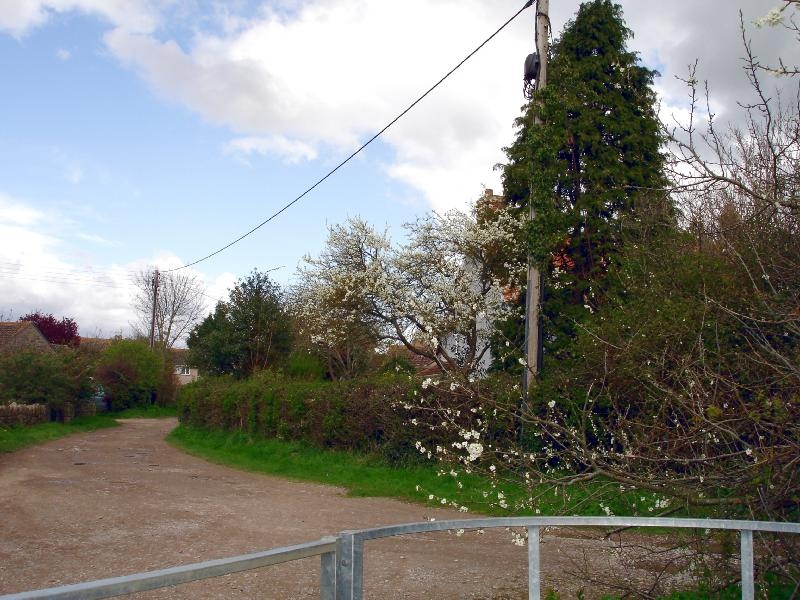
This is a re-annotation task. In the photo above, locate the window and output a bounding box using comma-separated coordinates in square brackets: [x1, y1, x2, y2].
[175, 365, 191, 376]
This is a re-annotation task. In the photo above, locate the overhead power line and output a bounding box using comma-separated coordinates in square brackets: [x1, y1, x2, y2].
[165, 0, 534, 273]
[0, 271, 136, 290]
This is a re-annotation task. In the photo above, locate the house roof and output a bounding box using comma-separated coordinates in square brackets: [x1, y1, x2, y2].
[0, 322, 27, 344]
[169, 347, 191, 366]
[0, 321, 54, 353]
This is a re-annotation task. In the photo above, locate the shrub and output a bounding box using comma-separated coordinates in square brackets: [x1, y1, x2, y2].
[177, 372, 518, 465]
[95, 341, 164, 411]
[0, 351, 94, 419]
[283, 351, 326, 380]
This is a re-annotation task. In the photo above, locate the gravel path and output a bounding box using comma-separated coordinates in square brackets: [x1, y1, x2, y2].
[0, 419, 681, 599]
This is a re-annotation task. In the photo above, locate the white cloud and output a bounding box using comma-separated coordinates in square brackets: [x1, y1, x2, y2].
[101, 0, 530, 212]
[224, 135, 318, 164]
[99, 0, 792, 213]
[55, 47, 71, 60]
[75, 232, 120, 246]
[0, 0, 160, 37]
[0, 192, 225, 341]
[0, 194, 137, 336]
[2, 0, 793, 215]
[0, 192, 45, 225]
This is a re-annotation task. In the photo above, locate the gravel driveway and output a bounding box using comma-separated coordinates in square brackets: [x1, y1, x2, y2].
[0, 418, 683, 599]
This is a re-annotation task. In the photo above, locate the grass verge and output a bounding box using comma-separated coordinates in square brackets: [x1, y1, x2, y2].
[115, 405, 178, 419]
[167, 424, 698, 519]
[171, 426, 793, 599]
[0, 405, 177, 455]
[0, 414, 119, 454]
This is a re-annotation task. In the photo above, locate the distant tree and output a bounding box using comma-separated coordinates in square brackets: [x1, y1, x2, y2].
[95, 340, 165, 410]
[19, 311, 80, 346]
[187, 270, 292, 377]
[132, 268, 206, 348]
[187, 303, 239, 376]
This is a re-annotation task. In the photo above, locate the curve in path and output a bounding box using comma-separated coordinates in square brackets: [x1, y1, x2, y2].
[0, 419, 676, 599]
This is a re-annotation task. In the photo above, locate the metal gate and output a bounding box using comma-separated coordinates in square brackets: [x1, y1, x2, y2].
[2, 517, 798, 600]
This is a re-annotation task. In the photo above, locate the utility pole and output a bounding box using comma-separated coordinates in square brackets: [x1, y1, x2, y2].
[148, 269, 160, 349]
[523, 0, 549, 397]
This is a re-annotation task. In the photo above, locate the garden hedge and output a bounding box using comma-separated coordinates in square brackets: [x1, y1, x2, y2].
[176, 372, 518, 465]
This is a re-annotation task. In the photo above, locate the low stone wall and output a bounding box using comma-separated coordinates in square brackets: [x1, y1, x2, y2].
[0, 403, 49, 426]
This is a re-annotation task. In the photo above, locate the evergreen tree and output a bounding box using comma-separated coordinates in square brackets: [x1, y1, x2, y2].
[499, 0, 667, 363]
[187, 269, 292, 377]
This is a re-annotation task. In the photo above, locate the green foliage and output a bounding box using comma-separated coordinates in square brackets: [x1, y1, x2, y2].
[167, 422, 682, 518]
[0, 350, 94, 413]
[188, 269, 293, 377]
[156, 350, 179, 407]
[95, 340, 164, 411]
[177, 372, 427, 463]
[498, 0, 668, 360]
[283, 351, 326, 380]
[379, 353, 415, 375]
[168, 423, 496, 511]
[186, 303, 239, 375]
[115, 405, 178, 418]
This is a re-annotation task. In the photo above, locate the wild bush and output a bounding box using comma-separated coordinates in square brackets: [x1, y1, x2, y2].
[177, 371, 517, 465]
[0, 351, 94, 419]
[95, 340, 165, 411]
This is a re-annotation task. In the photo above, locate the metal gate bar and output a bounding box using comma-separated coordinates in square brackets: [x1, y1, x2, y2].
[2, 518, 797, 600]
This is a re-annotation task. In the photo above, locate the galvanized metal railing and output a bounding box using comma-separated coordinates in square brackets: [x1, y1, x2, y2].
[0, 538, 338, 600]
[2, 517, 797, 600]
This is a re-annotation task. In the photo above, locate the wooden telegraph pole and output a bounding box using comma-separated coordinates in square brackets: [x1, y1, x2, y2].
[148, 269, 160, 349]
[523, 0, 550, 397]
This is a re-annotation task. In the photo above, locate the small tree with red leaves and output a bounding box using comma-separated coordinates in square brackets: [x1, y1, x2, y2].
[19, 311, 81, 347]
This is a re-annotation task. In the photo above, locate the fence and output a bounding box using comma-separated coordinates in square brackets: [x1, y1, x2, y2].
[1, 517, 797, 600]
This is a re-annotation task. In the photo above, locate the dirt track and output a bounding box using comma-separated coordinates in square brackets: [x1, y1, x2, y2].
[0, 419, 684, 598]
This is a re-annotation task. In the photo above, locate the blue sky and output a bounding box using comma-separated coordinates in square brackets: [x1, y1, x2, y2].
[0, 0, 789, 338]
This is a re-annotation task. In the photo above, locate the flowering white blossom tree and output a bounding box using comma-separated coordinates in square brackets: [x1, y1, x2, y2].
[293, 204, 524, 377]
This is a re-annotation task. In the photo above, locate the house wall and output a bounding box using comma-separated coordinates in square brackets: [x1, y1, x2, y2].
[174, 367, 200, 386]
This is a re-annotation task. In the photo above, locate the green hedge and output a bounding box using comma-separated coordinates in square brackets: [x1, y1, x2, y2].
[0, 351, 94, 410]
[177, 372, 519, 465]
[179, 372, 412, 463]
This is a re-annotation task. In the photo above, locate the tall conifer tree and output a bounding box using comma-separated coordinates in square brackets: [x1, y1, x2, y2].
[500, 0, 666, 362]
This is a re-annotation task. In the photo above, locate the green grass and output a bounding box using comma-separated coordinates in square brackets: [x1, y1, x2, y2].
[0, 405, 177, 455]
[600, 574, 796, 599]
[0, 414, 120, 454]
[114, 405, 178, 419]
[167, 424, 698, 519]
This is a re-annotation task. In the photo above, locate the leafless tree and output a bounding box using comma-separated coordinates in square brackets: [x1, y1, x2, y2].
[132, 268, 206, 348]
[753, 0, 800, 77]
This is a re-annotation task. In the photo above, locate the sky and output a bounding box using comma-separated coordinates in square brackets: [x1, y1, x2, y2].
[0, 0, 794, 340]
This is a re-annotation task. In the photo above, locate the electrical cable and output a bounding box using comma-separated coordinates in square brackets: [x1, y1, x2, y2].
[165, 0, 534, 272]
[0, 272, 135, 290]
[0, 261, 135, 278]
